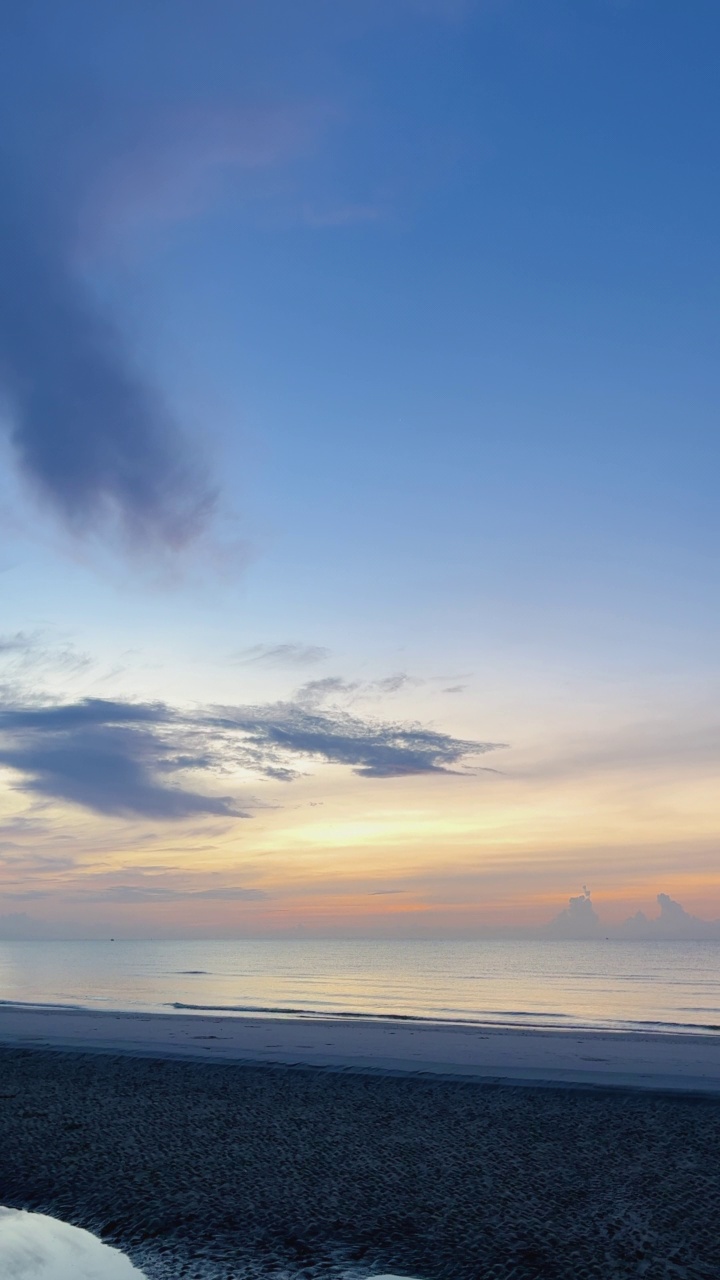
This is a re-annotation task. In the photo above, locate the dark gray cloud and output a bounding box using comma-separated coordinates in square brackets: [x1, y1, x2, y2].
[0, 729, 240, 820]
[0, 691, 502, 819]
[0, 699, 241, 820]
[0, 16, 325, 556]
[212, 698, 496, 779]
[235, 643, 330, 668]
[0, 697, 164, 732]
[0, 173, 214, 550]
[0, 0, 481, 553]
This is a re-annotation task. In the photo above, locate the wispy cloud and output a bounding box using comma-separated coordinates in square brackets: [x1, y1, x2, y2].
[79, 883, 266, 904]
[0, 691, 502, 819]
[294, 677, 359, 707]
[82, 103, 325, 249]
[294, 672, 419, 707]
[519, 720, 720, 782]
[212, 697, 495, 779]
[400, 0, 476, 17]
[0, 629, 91, 680]
[302, 202, 384, 228]
[0, 633, 34, 655]
[371, 673, 418, 694]
[234, 643, 331, 668]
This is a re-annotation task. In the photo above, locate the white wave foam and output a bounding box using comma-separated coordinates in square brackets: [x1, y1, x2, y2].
[0, 1208, 145, 1279]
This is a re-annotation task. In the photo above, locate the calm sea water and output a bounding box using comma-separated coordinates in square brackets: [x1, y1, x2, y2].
[1, 938, 719, 1034]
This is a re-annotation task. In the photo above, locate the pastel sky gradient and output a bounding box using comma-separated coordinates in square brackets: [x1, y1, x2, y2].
[0, 0, 718, 938]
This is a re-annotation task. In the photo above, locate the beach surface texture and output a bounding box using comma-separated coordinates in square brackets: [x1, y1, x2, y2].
[0, 1010, 719, 1278]
[1, 1003, 720, 1091]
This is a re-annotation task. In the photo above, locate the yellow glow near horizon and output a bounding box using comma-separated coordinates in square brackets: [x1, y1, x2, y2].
[1, 703, 719, 935]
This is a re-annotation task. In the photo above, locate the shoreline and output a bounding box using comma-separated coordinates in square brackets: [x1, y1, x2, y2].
[1, 1002, 720, 1094]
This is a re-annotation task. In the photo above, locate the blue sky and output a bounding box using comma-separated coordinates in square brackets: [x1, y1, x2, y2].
[0, 0, 718, 936]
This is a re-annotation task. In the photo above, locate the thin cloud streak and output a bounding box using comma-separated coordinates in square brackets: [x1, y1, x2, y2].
[235, 643, 331, 668]
[0, 633, 34, 654]
[78, 884, 267, 904]
[82, 103, 325, 249]
[517, 720, 720, 782]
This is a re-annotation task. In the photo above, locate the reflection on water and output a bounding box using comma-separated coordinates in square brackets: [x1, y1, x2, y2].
[2, 937, 720, 1033]
[0, 1207, 146, 1279]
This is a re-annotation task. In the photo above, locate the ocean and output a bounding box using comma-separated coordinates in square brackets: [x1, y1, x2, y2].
[1, 937, 719, 1034]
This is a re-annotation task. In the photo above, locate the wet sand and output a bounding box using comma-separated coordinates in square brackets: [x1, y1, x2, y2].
[1, 1048, 719, 1280]
[2, 1004, 720, 1092]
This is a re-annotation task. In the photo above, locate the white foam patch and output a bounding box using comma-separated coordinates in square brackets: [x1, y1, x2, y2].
[0, 1208, 146, 1279]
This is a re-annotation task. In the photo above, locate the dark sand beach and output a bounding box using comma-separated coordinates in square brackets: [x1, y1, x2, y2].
[1, 1049, 719, 1280]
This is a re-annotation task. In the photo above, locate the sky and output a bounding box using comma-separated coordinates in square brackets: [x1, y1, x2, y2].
[0, 0, 718, 939]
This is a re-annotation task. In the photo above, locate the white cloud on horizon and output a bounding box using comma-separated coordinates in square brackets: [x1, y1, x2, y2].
[546, 888, 720, 941]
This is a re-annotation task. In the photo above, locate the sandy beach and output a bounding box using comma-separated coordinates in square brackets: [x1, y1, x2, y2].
[1, 1003, 720, 1092]
[1, 1012, 720, 1278]
[1, 1048, 719, 1279]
